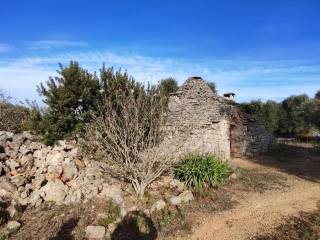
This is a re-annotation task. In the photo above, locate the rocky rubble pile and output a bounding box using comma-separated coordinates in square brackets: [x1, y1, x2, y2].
[0, 131, 121, 209]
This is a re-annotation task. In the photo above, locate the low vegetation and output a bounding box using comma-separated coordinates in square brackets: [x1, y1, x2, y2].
[96, 200, 121, 227]
[174, 155, 230, 194]
[252, 204, 320, 240]
[236, 168, 288, 193]
[0, 92, 29, 133]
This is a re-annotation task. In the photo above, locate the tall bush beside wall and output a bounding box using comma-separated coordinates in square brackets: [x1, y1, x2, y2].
[25, 61, 101, 145]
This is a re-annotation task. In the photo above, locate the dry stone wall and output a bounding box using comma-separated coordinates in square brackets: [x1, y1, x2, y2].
[165, 77, 275, 160]
[0, 131, 122, 208]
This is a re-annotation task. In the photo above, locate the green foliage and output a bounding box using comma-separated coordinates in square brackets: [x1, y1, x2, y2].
[315, 90, 320, 100]
[159, 78, 179, 96]
[240, 95, 320, 136]
[207, 81, 217, 94]
[25, 61, 100, 144]
[174, 155, 230, 194]
[0, 234, 8, 240]
[240, 100, 280, 132]
[278, 94, 313, 136]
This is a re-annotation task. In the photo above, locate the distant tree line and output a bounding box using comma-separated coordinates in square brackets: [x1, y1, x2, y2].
[240, 92, 320, 137]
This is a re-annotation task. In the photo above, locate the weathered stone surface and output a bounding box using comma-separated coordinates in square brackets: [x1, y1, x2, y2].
[179, 190, 194, 203]
[20, 154, 34, 166]
[6, 159, 20, 171]
[169, 196, 181, 205]
[0, 179, 17, 199]
[46, 152, 64, 166]
[0, 132, 124, 208]
[100, 184, 122, 204]
[28, 191, 43, 207]
[164, 77, 275, 160]
[150, 199, 166, 212]
[85, 225, 105, 240]
[61, 162, 78, 182]
[6, 220, 21, 231]
[41, 180, 68, 202]
[229, 172, 237, 180]
[10, 175, 26, 187]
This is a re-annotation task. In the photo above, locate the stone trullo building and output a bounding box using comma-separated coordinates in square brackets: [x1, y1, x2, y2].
[164, 76, 274, 160]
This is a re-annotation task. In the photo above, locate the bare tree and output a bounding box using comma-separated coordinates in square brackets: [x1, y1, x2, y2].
[0, 91, 29, 133]
[82, 84, 180, 198]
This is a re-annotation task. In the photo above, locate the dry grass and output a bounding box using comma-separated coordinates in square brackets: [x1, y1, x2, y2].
[235, 168, 289, 193]
[251, 203, 320, 240]
[0, 99, 29, 133]
[7, 199, 117, 240]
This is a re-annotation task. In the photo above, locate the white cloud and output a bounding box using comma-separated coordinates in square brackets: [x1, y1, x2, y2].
[0, 43, 14, 53]
[0, 50, 319, 103]
[28, 40, 88, 50]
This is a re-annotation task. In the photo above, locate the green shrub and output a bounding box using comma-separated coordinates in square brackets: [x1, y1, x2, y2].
[174, 155, 230, 194]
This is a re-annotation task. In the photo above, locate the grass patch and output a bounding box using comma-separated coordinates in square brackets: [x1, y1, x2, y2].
[252, 204, 320, 240]
[174, 154, 230, 194]
[152, 207, 192, 237]
[96, 200, 121, 227]
[236, 168, 288, 193]
[190, 189, 239, 213]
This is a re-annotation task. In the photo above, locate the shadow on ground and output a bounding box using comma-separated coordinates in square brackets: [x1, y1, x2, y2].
[252, 144, 320, 182]
[50, 217, 79, 240]
[111, 211, 157, 240]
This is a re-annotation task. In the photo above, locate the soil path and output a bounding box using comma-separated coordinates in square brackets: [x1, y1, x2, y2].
[176, 158, 320, 240]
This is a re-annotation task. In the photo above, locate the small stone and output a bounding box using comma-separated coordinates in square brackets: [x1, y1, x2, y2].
[28, 191, 43, 207]
[41, 180, 68, 202]
[179, 190, 194, 203]
[33, 149, 47, 160]
[100, 184, 122, 204]
[46, 152, 64, 166]
[19, 145, 31, 155]
[229, 172, 237, 180]
[31, 175, 46, 190]
[7, 205, 19, 218]
[46, 165, 63, 181]
[74, 159, 85, 168]
[169, 196, 181, 205]
[22, 132, 35, 141]
[107, 223, 116, 233]
[85, 225, 105, 240]
[169, 179, 186, 192]
[10, 174, 26, 187]
[150, 199, 166, 212]
[0, 179, 17, 199]
[61, 162, 78, 182]
[6, 221, 21, 231]
[68, 147, 80, 158]
[20, 154, 34, 166]
[6, 159, 20, 171]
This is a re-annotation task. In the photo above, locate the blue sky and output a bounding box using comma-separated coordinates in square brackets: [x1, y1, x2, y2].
[0, 0, 320, 103]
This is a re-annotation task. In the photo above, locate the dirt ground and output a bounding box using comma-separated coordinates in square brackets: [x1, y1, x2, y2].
[172, 145, 320, 240]
[3, 144, 320, 240]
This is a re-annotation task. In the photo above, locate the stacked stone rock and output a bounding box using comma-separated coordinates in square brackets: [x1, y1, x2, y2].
[165, 77, 275, 160]
[0, 131, 122, 208]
